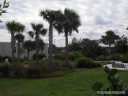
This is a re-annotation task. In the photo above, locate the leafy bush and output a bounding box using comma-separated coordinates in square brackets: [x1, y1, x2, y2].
[121, 57, 128, 63]
[76, 57, 101, 68]
[33, 53, 46, 60]
[0, 64, 10, 77]
[111, 53, 122, 61]
[27, 65, 42, 78]
[96, 55, 106, 61]
[54, 54, 65, 60]
[68, 51, 83, 61]
[92, 67, 128, 95]
[0, 59, 75, 78]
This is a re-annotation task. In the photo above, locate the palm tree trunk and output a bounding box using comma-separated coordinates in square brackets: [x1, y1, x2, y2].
[11, 33, 15, 64]
[36, 34, 39, 64]
[48, 21, 53, 71]
[27, 49, 29, 60]
[17, 40, 20, 60]
[65, 33, 69, 65]
[109, 44, 111, 55]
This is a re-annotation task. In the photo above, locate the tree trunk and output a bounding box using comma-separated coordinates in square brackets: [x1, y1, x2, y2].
[17, 40, 20, 61]
[48, 21, 53, 71]
[11, 32, 15, 64]
[109, 44, 111, 55]
[27, 49, 29, 60]
[36, 34, 39, 64]
[65, 33, 69, 65]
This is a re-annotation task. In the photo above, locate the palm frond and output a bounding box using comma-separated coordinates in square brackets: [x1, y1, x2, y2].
[15, 34, 24, 42]
[28, 31, 34, 38]
[40, 29, 47, 35]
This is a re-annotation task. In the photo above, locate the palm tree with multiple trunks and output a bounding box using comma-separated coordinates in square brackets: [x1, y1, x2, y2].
[6, 21, 25, 63]
[15, 23, 25, 60]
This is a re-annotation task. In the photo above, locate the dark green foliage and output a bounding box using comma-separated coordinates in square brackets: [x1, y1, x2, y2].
[68, 51, 83, 61]
[54, 54, 65, 60]
[33, 53, 46, 60]
[80, 39, 108, 59]
[76, 57, 101, 68]
[27, 64, 42, 78]
[121, 57, 128, 63]
[92, 67, 128, 96]
[114, 36, 128, 54]
[68, 38, 81, 51]
[101, 30, 120, 47]
[0, 60, 75, 78]
[0, 64, 10, 77]
[121, 52, 128, 63]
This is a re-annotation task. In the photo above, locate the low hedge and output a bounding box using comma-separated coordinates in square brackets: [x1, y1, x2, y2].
[76, 57, 101, 68]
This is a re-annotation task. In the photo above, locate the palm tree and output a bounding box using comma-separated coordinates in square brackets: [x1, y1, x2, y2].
[15, 33, 25, 60]
[23, 40, 35, 60]
[40, 9, 62, 70]
[101, 30, 120, 54]
[28, 23, 47, 64]
[14, 23, 25, 60]
[54, 8, 81, 64]
[6, 21, 19, 63]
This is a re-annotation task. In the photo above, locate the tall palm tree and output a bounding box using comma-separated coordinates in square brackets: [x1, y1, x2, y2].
[6, 21, 19, 63]
[15, 33, 25, 60]
[54, 8, 81, 64]
[23, 40, 35, 60]
[40, 9, 62, 70]
[14, 23, 25, 60]
[28, 23, 47, 64]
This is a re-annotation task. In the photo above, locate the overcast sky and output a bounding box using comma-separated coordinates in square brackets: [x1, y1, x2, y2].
[0, 0, 128, 47]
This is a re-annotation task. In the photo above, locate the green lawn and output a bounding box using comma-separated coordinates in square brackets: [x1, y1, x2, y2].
[0, 68, 127, 96]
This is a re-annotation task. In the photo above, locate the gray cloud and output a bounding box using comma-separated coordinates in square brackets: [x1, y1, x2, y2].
[0, 0, 128, 46]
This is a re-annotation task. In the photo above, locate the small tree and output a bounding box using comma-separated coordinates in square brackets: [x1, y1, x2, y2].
[28, 23, 47, 64]
[101, 30, 120, 54]
[114, 35, 128, 53]
[0, 0, 9, 22]
[23, 40, 35, 60]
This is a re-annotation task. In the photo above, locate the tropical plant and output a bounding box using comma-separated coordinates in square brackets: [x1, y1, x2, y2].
[23, 40, 35, 60]
[15, 23, 25, 60]
[92, 66, 128, 96]
[54, 8, 81, 64]
[40, 9, 63, 71]
[101, 30, 120, 54]
[6, 21, 22, 63]
[0, 0, 9, 22]
[114, 35, 128, 53]
[28, 23, 47, 64]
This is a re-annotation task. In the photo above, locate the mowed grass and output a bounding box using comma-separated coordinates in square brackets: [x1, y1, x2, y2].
[0, 68, 127, 96]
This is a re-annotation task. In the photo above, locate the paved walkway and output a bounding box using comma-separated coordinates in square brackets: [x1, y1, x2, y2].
[103, 61, 128, 70]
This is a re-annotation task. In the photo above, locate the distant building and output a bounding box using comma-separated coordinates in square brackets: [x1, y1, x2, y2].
[0, 42, 48, 60]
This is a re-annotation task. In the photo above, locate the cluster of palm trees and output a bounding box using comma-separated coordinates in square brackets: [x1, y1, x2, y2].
[5, 8, 81, 71]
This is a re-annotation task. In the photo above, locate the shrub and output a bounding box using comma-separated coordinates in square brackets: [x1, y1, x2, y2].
[111, 53, 122, 61]
[0, 64, 10, 77]
[76, 57, 101, 68]
[96, 55, 106, 61]
[121, 57, 128, 63]
[52, 60, 75, 70]
[92, 67, 128, 95]
[27, 65, 42, 78]
[68, 51, 83, 61]
[33, 53, 46, 60]
[54, 54, 65, 60]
